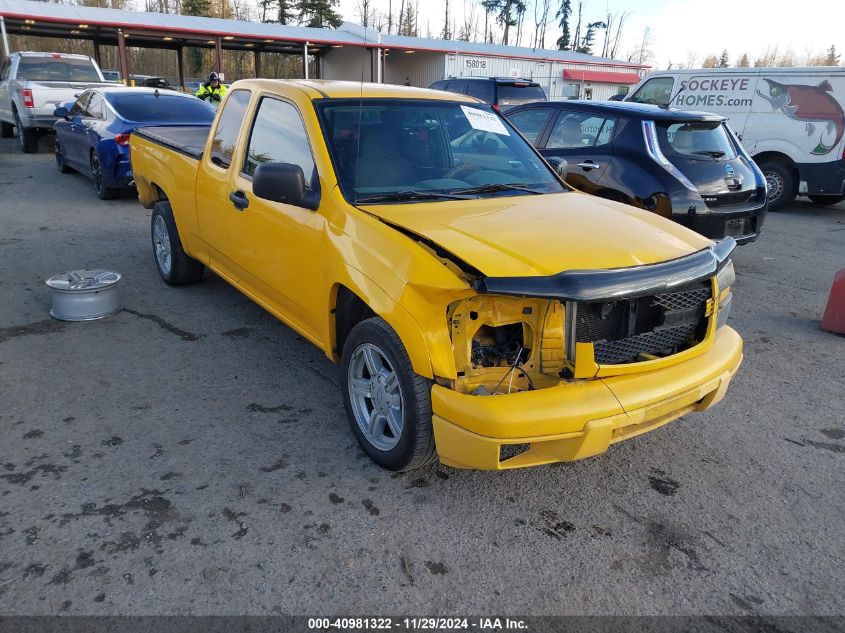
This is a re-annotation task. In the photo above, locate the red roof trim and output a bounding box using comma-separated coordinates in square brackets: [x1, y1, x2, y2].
[563, 69, 642, 83]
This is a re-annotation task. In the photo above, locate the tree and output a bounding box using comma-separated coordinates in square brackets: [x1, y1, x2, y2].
[570, 0, 583, 52]
[825, 45, 840, 66]
[577, 20, 606, 55]
[717, 49, 729, 68]
[356, 0, 375, 27]
[702, 54, 719, 68]
[606, 10, 628, 59]
[555, 0, 571, 50]
[532, 0, 552, 49]
[299, 0, 342, 28]
[736, 52, 750, 67]
[626, 26, 654, 66]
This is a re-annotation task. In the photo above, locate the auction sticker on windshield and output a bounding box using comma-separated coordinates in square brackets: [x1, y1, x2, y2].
[461, 105, 511, 136]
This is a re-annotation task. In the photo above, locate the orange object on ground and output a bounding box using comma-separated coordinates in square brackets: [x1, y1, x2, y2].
[821, 268, 845, 335]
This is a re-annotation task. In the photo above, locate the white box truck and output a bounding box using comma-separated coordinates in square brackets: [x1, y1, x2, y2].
[624, 67, 845, 209]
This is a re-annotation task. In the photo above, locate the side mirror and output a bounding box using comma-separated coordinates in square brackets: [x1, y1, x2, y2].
[546, 157, 568, 179]
[53, 106, 69, 119]
[252, 162, 319, 210]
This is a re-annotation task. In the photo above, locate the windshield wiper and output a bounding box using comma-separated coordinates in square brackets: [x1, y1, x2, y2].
[449, 183, 545, 196]
[692, 150, 726, 158]
[355, 190, 471, 204]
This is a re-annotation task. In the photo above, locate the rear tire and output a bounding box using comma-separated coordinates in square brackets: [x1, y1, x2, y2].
[90, 152, 117, 200]
[758, 159, 796, 211]
[14, 111, 38, 154]
[341, 317, 436, 472]
[808, 194, 845, 206]
[151, 200, 204, 286]
[0, 120, 12, 138]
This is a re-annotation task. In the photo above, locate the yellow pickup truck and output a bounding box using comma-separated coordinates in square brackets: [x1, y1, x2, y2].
[130, 79, 743, 471]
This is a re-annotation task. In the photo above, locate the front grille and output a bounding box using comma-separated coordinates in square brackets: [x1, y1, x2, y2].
[572, 282, 711, 365]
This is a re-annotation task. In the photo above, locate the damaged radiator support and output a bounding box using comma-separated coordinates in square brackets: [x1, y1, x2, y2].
[565, 281, 712, 365]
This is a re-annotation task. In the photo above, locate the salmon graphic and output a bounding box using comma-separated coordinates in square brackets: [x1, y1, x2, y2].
[757, 78, 845, 155]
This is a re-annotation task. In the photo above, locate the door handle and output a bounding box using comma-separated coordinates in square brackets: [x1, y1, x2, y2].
[229, 190, 249, 210]
[577, 161, 601, 170]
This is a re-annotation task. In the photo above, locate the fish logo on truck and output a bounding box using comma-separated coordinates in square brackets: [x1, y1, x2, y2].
[757, 79, 845, 155]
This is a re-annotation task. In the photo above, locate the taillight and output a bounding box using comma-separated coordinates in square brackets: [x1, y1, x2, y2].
[22, 88, 34, 108]
[114, 133, 131, 146]
[642, 120, 697, 192]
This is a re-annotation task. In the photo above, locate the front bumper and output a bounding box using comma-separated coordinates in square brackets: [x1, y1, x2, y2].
[431, 326, 743, 470]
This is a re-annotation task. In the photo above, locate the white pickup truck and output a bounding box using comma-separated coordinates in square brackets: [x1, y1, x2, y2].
[0, 52, 112, 153]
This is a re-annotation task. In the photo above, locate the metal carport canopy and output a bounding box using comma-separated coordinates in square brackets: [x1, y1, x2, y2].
[0, 0, 368, 84]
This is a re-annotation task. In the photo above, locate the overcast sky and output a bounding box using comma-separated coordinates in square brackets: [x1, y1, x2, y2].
[335, 0, 845, 68]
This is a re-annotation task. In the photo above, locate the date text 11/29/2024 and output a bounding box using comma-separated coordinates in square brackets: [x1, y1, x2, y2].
[307, 617, 528, 630]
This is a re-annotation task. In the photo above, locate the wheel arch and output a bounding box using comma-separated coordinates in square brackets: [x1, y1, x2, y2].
[328, 278, 450, 380]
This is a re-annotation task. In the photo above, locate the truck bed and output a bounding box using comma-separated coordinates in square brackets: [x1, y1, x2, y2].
[133, 125, 211, 160]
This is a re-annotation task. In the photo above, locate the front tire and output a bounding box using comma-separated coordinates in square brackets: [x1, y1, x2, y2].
[758, 160, 796, 211]
[151, 201, 204, 286]
[0, 120, 12, 138]
[341, 317, 436, 471]
[90, 152, 117, 200]
[55, 139, 73, 173]
[808, 194, 845, 206]
[14, 111, 38, 153]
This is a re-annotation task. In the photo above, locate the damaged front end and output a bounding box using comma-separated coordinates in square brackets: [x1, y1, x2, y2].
[446, 238, 736, 394]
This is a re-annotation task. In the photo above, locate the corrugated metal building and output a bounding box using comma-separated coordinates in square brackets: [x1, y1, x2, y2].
[322, 24, 647, 100]
[0, 0, 648, 98]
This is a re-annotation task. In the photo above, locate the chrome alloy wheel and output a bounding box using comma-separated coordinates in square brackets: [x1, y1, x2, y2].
[152, 214, 172, 275]
[348, 343, 404, 452]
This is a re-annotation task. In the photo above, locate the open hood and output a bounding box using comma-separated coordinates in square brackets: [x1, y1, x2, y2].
[358, 192, 713, 278]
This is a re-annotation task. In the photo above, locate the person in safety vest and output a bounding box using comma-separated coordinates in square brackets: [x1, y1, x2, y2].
[195, 72, 228, 107]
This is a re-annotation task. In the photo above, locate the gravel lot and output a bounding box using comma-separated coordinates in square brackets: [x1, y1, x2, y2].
[0, 136, 843, 617]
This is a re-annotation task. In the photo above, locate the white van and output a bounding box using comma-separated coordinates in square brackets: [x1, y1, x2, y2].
[624, 67, 845, 209]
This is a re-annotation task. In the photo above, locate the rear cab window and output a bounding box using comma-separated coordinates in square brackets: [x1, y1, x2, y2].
[657, 121, 737, 161]
[628, 76, 675, 105]
[16, 56, 102, 82]
[209, 89, 251, 169]
[497, 83, 547, 108]
[464, 81, 495, 103]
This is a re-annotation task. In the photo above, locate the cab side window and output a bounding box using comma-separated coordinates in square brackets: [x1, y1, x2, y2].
[243, 97, 316, 188]
[508, 108, 552, 144]
[69, 92, 91, 116]
[85, 94, 106, 120]
[628, 77, 674, 105]
[209, 89, 250, 169]
[546, 112, 615, 149]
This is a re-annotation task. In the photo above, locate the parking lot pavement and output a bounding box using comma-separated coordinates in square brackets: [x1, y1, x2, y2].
[0, 136, 843, 617]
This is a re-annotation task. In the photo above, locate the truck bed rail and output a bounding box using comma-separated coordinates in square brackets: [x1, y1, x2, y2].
[132, 125, 211, 160]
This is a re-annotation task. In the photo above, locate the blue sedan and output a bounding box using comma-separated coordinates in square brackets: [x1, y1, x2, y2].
[53, 87, 215, 199]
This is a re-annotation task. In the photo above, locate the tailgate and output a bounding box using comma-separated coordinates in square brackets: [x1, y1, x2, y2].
[25, 82, 111, 113]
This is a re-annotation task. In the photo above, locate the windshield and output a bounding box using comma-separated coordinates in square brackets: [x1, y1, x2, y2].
[497, 84, 547, 107]
[656, 121, 737, 161]
[109, 93, 215, 123]
[317, 99, 564, 204]
[17, 57, 102, 82]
